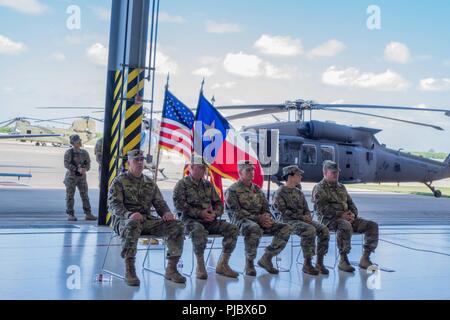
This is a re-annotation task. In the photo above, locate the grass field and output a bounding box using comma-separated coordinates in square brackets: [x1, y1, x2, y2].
[348, 184, 450, 198]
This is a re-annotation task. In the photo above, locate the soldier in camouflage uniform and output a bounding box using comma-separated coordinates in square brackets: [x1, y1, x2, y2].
[173, 155, 239, 280]
[225, 160, 293, 276]
[94, 137, 102, 182]
[108, 149, 186, 286]
[63, 134, 97, 222]
[273, 165, 330, 276]
[312, 160, 379, 272]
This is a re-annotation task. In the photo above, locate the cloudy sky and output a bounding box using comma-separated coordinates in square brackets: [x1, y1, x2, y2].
[0, 0, 450, 152]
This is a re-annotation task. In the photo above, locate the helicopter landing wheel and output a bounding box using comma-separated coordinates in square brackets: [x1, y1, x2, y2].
[424, 182, 441, 198]
[35, 142, 40, 146]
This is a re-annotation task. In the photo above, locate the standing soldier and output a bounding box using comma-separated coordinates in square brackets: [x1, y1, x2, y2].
[94, 137, 103, 181]
[173, 155, 239, 280]
[225, 160, 292, 276]
[312, 160, 379, 272]
[108, 149, 186, 286]
[64, 134, 97, 221]
[273, 165, 330, 276]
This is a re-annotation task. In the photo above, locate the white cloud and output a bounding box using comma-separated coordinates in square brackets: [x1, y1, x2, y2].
[230, 99, 246, 105]
[211, 82, 236, 90]
[86, 43, 108, 66]
[50, 52, 66, 62]
[156, 50, 178, 75]
[0, 35, 26, 55]
[254, 34, 303, 57]
[198, 56, 221, 65]
[206, 20, 242, 33]
[264, 63, 293, 79]
[90, 6, 110, 21]
[0, 0, 48, 15]
[159, 12, 186, 23]
[192, 67, 214, 77]
[384, 41, 411, 64]
[223, 52, 263, 77]
[419, 78, 450, 92]
[307, 39, 346, 59]
[223, 52, 294, 79]
[322, 66, 410, 91]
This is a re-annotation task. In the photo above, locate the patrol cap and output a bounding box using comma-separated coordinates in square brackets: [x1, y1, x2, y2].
[323, 160, 340, 172]
[127, 149, 145, 160]
[69, 134, 81, 145]
[282, 165, 304, 177]
[190, 154, 206, 166]
[238, 160, 255, 171]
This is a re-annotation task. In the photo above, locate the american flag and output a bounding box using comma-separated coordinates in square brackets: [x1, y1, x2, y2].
[158, 90, 195, 160]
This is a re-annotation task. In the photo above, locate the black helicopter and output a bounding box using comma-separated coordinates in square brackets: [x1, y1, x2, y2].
[216, 100, 450, 198]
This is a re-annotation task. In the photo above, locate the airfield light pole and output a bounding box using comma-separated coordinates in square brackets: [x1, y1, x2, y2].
[98, 0, 129, 226]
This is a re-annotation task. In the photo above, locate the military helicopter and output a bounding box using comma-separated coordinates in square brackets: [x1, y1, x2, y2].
[0, 116, 101, 147]
[214, 100, 450, 198]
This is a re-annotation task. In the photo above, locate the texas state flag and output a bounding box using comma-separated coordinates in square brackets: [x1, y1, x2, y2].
[194, 92, 264, 187]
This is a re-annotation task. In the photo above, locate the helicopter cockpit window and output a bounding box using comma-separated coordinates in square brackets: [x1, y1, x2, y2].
[302, 144, 317, 165]
[321, 146, 335, 162]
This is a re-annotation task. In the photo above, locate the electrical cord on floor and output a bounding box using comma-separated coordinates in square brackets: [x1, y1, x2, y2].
[379, 238, 450, 257]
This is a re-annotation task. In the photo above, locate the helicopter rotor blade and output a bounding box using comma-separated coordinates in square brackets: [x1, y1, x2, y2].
[314, 103, 450, 114]
[224, 107, 288, 121]
[319, 108, 444, 131]
[0, 119, 18, 128]
[36, 107, 103, 110]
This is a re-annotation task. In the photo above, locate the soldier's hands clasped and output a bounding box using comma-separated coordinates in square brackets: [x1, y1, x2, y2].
[130, 212, 144, 222]
[162, 212, 175, 222]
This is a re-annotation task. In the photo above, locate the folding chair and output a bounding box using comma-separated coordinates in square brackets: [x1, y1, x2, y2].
[101, 229, 167, 279]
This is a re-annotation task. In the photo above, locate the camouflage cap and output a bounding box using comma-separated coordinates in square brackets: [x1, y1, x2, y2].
[69, 134, 81, 145]
[127, 149, 145, 160]
[323, 160, 340, 172]
[190, 154, 206, 165]
[282, 165, 304, 177]
[238, 160, 255, 171]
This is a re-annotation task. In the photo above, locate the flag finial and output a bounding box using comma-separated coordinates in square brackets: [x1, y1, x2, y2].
[200, 78, 205, 93]
[165, 73, 170, 90]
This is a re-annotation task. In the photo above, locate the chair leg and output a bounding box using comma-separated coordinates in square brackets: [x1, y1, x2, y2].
[101, 231, 125, 280]
[182, 246, 195, 278]
[142, 238, 167, 277]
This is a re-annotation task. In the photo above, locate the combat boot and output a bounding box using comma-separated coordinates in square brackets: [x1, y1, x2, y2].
[124, 257, 140, 286]
[85, 213, 97, 221]
[316, 254, 329, 275]
[68, 215, 77, 221]
[359, 250, 375, 269]
[195, 253, 208, 280]
[245, 258, 257, 276]
[257, 252, 279, 274]
[302, 256, 319, 275]
[338, 253, 355, 273]
[216, 253, 239, 278]
[165, 256, 186, 284]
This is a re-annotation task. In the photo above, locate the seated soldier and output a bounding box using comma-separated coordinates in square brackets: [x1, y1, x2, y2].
[273, 165, 330, 275]
[173, 155, 239, 280]
[312, 160, 379, 272]
[108, 149, 186, 286]
[225, 160, 293, 276]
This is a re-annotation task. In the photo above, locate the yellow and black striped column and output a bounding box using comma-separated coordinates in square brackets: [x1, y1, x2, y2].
[104, 70, 123, 226]
[122, 67, 145, 162]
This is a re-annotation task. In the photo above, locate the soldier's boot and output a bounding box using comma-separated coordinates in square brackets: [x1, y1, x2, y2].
[85, 213, 97, 221]
[359, 250, 375, 269]
[302, 256, 319, 276]
[165, 257, 186, 284]
[316, 254, 329, 275]
[195, 253, 208, 280]
[257, 252, 279, 274]
[124, 257, 140, 286]
[68, 215, 77, 221]
[216, 253, 239, 278]
[338, 253, 355, 273]
[245, 258, 257, 276]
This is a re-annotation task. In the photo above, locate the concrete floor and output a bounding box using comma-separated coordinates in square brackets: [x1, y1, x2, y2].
[1, 140, 450, 300]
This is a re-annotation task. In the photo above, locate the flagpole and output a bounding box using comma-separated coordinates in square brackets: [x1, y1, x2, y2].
[153, 73, 169, 182]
